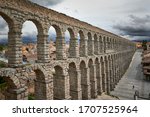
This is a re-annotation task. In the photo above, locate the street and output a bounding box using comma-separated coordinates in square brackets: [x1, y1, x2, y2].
[111, 49, 150, 100]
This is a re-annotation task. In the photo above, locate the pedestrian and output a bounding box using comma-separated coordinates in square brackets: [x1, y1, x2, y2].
[132, 85, 134, 89]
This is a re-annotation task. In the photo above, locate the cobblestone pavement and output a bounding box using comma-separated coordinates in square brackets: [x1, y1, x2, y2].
[111, 49, 150, 100]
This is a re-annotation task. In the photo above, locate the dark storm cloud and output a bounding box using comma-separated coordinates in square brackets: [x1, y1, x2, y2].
[113, 15, 150, 40]
[30, 0, 64, 6]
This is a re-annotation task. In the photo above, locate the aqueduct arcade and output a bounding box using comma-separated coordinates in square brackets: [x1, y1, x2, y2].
[0, 0, 136, 100]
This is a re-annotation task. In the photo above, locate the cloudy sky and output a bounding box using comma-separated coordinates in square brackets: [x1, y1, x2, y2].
[0, 0, 150, 41]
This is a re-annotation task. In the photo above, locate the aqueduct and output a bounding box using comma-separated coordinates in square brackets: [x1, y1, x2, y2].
[0, 0, 136, 100]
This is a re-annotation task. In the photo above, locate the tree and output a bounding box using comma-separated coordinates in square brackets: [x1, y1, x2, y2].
[142, 40, 147, 50]
[0, 46, 4, 51]
[0, 45, 7, 52]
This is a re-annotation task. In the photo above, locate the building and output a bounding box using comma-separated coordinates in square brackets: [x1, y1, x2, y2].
[141, 45, 150, 80]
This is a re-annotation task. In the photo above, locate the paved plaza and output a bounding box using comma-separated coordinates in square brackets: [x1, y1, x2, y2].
[111, 49, 150, 100]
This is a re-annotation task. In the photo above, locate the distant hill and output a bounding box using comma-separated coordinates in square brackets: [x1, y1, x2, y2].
[132, 39, 150, 42]
[0, 36, 37, 45]
[22, 36, 37, 44]
[0, 33, 70, 45]
[0, 39, 7, 45]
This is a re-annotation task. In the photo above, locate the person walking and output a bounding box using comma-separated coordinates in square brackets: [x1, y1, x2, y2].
[132, 85, 134, 89]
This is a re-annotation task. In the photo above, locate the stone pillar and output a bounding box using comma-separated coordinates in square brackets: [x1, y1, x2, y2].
[113, 59, 117, 86]
[117, 41, 120, 51]
[97, 62, 102, 94]
[8, 27, 22, 67]
[116, 41, 118, 51]
[114, 67, 117, 86]
[119, 41, 121, 51]
[69, 69, 82, 100]
[109, 60, 114, 91]
[114, 41, 117, 51]
[116, 68, 118, 83]
[120, 57, 123, 78]
[109, 40, 112, 50]
[111, 40, 114, 50]
[116, 66, 120, 83]
[80, 38, 88, 57]
[118, 57, 122, 79]
[81, 67, 91, 100]
[116, 41, 119, 52]
[103, 41, 106, 53]
[90, 64, 98, 98]
[56, 36, 67, 60]
[92, 39, 95, 55]
[69, 37, 79, 58]
[5, 87, 28, 100]
[101, 61, 106, 93]
[113, 41, 115, 51]
[107, 41, 110, 50]
[105, 41, 108, 51]
[35, 79, 53, 100]
[103, 41, 105, 53]
[118, 43, 120, 51]
[37, 34, 50, 63]
[105, 60, 110, 94]
[113, 60, 116, 88]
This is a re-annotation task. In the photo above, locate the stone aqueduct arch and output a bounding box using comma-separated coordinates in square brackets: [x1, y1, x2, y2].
[0, 0, 136, 100]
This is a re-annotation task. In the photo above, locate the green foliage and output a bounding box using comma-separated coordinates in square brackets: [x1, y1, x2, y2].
[0, 83, 7, 90]
[0, 77, 7, 90]
[0, 77, 5, 84]
[28, 94, 35, 100]
[0, 61, 6, 68]
[142, 40, 147, 50]
[0, 45, 7, 51]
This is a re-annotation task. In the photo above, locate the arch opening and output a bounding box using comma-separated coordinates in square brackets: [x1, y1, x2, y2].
[88, 59, 96, 98]
[53, 66, 64, 100]
[22, 20, 38, 64]
[87, 32, 93, 55]
[68, 62, 78, 100]
[0, 76, 7, 99]
[80, 61, 88, 99]
[27, 69, 47, 100]
[99, 36, 103, 53]
[79, 30, 85, 57]
[0, 14, 10, 64]
[103, 36, 106, 53]
[0, 76, 18, 100]
[48, 26, 57, 60]
[95, 58, 101, 95]
[27, 71, 36, 100]
[0, 12, 13, 29]
[65, 29, 71, 57]
[94, 34, 98, 55]
[65, 28, 78, 58]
